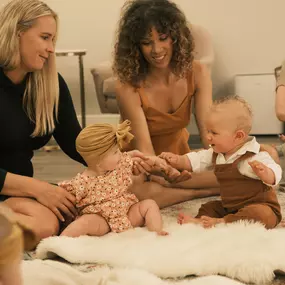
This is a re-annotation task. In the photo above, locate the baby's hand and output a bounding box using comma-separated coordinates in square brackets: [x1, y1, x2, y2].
[128, 150, 147, 160]
[159, 152, 190, 171]
[144, 157, 190, 183]
[159, 152, 181, 168]
[248, 160, 275, 185]
[129, 150, 151, 175]
[132, 155, 167, 176]
[249, 160, 267, 176]
[144, 156, 168, 172]
[163, 168, 192, 183]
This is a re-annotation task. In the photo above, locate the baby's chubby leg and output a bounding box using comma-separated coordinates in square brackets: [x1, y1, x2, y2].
[60, 214, 110, 237]
[128, 200, 168, 235]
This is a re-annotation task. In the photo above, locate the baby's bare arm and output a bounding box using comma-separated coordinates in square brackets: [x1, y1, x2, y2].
[159, 152, 192, 171]
[248, 160, 275, 185]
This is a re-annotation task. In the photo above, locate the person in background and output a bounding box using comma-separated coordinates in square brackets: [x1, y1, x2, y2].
[274, 60, 285, 193]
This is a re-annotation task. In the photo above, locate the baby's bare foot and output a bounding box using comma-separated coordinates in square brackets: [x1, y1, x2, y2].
[201, 216, 224, 228]
[177, 212, 202, 225]
[157, 230, 169, 236]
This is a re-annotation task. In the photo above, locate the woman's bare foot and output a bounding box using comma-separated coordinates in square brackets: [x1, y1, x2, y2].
[177, 212, 202, 225]
[201, 216, 224, 228]
[157, 230, 169, 236]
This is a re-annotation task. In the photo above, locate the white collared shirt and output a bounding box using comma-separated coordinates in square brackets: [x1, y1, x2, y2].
[186, 137, 282, 186]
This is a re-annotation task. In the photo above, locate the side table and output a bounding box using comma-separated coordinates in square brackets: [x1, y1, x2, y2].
[55, 49, 87, 128]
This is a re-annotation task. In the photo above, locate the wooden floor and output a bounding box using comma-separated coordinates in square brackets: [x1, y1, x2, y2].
[33, 150, 85, 183]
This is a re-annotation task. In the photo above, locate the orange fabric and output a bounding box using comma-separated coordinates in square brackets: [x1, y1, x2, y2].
[137, 70, 196, 155]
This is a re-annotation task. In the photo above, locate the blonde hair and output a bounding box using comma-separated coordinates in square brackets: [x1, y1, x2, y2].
[211, 95, 253, 134]
[0, 0, 59, 137]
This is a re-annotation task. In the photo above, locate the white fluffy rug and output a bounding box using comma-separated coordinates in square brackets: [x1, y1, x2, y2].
[22, 259, 245, 285]
[36, 215, 285, 284]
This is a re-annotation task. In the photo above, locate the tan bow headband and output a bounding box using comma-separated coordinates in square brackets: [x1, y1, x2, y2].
[76, 120, 134, 161]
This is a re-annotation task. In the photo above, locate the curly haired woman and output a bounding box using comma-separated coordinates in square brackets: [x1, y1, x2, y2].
[113, 0, 220, 208]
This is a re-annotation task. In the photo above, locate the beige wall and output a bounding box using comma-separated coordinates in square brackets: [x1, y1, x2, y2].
[1, 0, 285, 117]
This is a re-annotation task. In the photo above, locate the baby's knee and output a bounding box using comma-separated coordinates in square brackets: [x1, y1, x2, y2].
[28, 210, 59, 241]
[36, 216, 59, 240]
[78, 214, 110, 236]
[139, 199, 159, 212]
[245, 205, 278, 229]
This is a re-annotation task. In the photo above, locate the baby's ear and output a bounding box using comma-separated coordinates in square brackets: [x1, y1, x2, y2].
[235, 129, 246, 140]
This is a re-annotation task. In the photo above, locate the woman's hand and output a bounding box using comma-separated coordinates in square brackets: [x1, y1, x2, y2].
[35, 183, 77, 222]
[168, 170, 192, 183]
[127, 150, 146, 160]
[156, 160, 192, 183]
[148, 170, 192, 186]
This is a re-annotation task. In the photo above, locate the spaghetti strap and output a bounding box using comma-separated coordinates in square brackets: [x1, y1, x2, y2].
[137, 88, 150, 112]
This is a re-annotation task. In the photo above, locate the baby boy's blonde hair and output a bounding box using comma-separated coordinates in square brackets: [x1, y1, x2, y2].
[210, 95, 253, 134]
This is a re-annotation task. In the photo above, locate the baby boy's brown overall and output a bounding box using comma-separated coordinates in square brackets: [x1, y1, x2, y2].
[196, 152, 282, 229]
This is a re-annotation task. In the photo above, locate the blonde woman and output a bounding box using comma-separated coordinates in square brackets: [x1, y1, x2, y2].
[0, 0, 85, 245]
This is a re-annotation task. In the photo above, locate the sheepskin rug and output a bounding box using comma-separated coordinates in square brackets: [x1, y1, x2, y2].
[22, 259, 246, 285]
[35, 213, 285, 284]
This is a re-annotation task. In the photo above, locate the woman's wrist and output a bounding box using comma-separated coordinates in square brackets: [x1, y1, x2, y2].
[2, 173, 44, 199]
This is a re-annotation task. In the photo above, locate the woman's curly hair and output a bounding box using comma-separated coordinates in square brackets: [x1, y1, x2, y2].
[113, 0, 195, 88]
